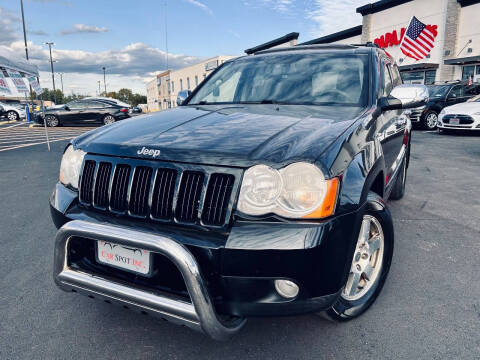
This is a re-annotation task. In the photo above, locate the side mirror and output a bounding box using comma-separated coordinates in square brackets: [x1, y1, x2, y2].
[176, 91, 192, 106]
[384, 84, 429, 110]
[64, 105, 70, 111]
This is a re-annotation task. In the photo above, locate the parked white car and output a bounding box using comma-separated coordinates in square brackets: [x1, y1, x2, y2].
[438, 96, 480, 132]
[0, 102, 26, 121]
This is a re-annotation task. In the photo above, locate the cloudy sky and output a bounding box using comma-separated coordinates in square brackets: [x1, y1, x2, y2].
[0, 0, 365, 95]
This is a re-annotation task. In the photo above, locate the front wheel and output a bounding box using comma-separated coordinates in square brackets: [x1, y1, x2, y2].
[45, 115, 59, 127]
[421, 111, 438, 130]
[7, 110, 19, 121]
[323, 192, 394, 321]
[103, 115, 116, 125]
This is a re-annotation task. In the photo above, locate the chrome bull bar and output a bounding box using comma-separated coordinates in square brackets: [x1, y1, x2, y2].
[53, 220, 245, 340]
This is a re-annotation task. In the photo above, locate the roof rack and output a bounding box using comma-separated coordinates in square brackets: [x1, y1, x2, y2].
[244, 32, 299, 55]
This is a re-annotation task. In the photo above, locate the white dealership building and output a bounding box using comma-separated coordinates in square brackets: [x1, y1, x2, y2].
[301, 0, 480, 84]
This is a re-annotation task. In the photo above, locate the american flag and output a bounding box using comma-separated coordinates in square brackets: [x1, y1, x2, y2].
[400, 16, 435, 61]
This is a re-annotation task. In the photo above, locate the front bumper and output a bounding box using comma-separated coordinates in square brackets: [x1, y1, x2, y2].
[438, 114, 480, 130]
[51, 183, 361, 337]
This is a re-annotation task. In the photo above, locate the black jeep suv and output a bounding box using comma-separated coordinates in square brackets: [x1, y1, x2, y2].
[50, 44, 428, 340]
[409, 81, 480, 130]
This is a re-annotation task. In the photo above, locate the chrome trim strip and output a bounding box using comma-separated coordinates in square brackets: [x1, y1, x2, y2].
[54, 220, 246, 340]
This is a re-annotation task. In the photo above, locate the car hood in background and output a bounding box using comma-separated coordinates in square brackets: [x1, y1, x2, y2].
[442, 102, 480, 115]
[73, 105, 364, 168]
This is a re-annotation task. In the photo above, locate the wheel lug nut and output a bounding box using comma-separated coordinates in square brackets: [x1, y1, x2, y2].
[356, 264, 361, 271]
[362, 253, 368, 259]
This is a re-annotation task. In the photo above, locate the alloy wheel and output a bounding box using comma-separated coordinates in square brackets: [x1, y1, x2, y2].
[426, 113, 438, 129]
[103, 115, 115, 125]
[7, 111, 18, 121]
[46, 115, 59, 127]
[342, 215, 384, 301]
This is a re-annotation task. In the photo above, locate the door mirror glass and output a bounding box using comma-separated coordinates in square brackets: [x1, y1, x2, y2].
[176, 90, 192, 106]
[64, 105, 70, 111]
[388, 84, 429, 109]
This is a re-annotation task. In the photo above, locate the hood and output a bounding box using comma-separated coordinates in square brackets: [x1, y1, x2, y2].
[73, 105, 364, 168]
[443, 102, 480, 115]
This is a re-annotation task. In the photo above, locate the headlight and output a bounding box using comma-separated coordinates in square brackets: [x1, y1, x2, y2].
[59, 145, 86, 189]
[439, 109, 446, 116]
[237, 162, 339, 219]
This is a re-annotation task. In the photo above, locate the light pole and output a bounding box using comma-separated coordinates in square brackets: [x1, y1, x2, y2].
[20, 0, 29, 60]
[97, 80, 101, 96]
[102, 67, 107, 95]
[58, 72, 64, 94]
[44, 42, 56, 104]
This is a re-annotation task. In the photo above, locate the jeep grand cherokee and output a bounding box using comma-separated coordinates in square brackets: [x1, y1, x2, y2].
[50, 44, 428, 340]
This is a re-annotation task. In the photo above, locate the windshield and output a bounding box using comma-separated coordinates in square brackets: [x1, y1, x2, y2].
[427, 85, 450, 98]
[188, 53, 369, 106]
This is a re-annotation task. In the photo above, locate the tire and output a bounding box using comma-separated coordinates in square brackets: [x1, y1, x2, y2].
[389, 154, 407, 200]
[7, 110, 19, 121]
[322, 192, 394, 321]
[421, 111, 438, 130]
[103, 115, 116, 125]
[45, 115, 59, 127]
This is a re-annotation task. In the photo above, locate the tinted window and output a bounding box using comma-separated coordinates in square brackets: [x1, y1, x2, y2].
[68, 101, 87, 110]
[87, 101, 106, 108]
[449, 86, 463, 98]
[189, 54, 369, 106]
[382, 63, 393, 96]
[425, 70, 436, 85]
[427, 85, 450, 98]
[465, 85, 480, 96]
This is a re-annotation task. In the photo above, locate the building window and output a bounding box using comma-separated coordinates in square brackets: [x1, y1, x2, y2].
[187, 77, 191, 90]
[195, 75, 198, 87]
[180, 79, 183, 91]
[401, 71, 427, 84]
[425, 70, 436, 85]
[462, 65, 475, 81]
[167, 81, 171, 94]
[171, 81, 175, 93]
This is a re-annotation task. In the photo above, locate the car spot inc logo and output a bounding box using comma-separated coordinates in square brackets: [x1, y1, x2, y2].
[137, 146, 161, 157]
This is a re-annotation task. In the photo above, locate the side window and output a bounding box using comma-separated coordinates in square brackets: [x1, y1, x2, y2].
[68, 101, 87, 110]
[465, 85, 480, 96]
[88, 101, 105, 108]
[449, 86, 463, 98]
[382, 62, 393, 96]
[390, 65, 402, 86]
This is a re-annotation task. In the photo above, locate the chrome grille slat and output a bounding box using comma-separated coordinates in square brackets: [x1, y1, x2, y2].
[80, 158, 233, 227]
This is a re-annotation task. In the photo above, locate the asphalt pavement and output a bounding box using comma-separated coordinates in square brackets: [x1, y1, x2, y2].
[0, 130, 479, 359]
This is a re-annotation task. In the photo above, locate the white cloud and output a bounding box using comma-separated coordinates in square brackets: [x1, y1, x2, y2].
[242, 0, 295, 13]
[61, 24, 108, 35]
[0, 8, 21, 45]
[307, 0, 364, 37]
[184, 0, 213, 15]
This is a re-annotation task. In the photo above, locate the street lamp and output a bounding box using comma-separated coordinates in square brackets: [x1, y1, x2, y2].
[97, 80, 101, 96]
[44, 42, 56, 104]
[102, 67, 107, 95]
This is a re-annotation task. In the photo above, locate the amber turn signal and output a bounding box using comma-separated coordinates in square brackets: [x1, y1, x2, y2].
[302, 177, 339, 219]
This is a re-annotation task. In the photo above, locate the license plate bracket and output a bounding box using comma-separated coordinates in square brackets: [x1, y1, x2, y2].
[96, 240, 153, 276]
[450, 118, 460, 125]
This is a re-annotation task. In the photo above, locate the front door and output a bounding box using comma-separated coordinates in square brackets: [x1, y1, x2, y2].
[62, 101, 89, 124]
[446, 85, 465, 106]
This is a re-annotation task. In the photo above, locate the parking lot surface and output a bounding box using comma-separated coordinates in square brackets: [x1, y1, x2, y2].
[0, 124, 96, 152]
[0, 130, 479, 359]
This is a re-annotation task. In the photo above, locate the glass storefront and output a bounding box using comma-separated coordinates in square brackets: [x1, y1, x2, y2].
[401, 70, 436, 85]
[462, 65, 480, 81]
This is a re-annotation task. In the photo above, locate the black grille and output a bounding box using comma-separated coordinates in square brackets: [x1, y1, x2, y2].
[93, 162, 112, 208]
[202, 174, 235, 226]
[110, 164, 131, 212]
[129, 166, 153, 217]
[79, 160, 96, 204]
[79, 158, 235, 226]
[175, 171, 205, 223]
[151, 168, 177, 220]
[442, 114, 474, 124]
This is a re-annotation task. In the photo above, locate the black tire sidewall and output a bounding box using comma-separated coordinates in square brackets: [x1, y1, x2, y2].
[327, 194, 394, 321]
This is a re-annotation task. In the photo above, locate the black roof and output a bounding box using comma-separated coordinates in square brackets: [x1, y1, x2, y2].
[357, 0, 413, 15]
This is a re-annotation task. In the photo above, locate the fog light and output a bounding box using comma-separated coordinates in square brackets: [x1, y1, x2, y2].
[274, 280, 299, 299]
